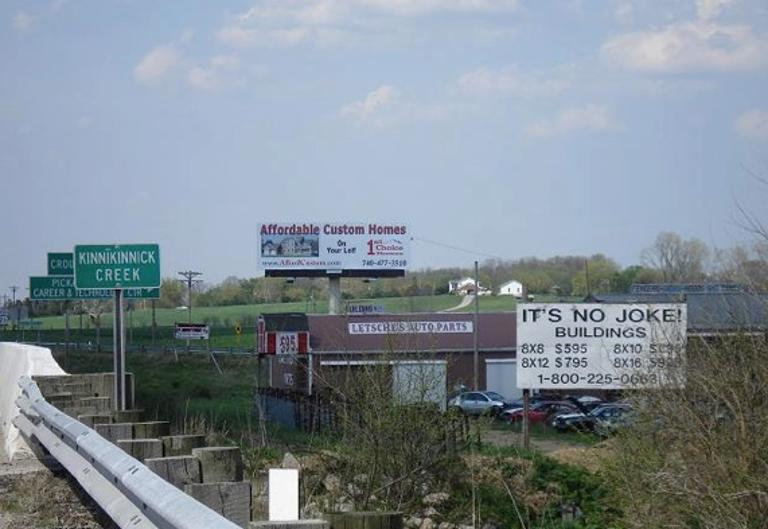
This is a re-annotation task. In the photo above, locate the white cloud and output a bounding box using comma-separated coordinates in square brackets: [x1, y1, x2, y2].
[735, 109, 768, 141]
[134, 45, 242, 91]
[12, 11, 33, 31]
[526, 104, 619, 139]
[219, 0, 517, 48]
[355, 0, 517, 16]
[134, 45, 181, 85]
[456, 66, 569, 97]
[186, 55, 241, 91]
[217, 26, 258, 47]
[696, 0, 735, 21]
[614, 2, 634, 24]
[340, 85, 400, 125]
[601, 21, 768, 73]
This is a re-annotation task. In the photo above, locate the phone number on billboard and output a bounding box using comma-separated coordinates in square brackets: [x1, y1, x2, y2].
[361, 259, 408, 267]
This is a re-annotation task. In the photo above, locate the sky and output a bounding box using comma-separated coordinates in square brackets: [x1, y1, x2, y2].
[2, 0, 768, 294]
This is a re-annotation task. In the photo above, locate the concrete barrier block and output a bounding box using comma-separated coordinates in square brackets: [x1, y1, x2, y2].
[95, 422, 133, 443]
[185, 481, 251, 528]
[192, 446, 244, 483]
[78, 396, 111, 413]
[133, 421, 170, 439]
[145, 455, 202, 489]
[161, 434, 206, 456]
[323, 512, 403, 529]
[117, 438, 163, 462]
[251, 521, 329, 529]
[61, 406, 98, 419]
[114, 409, 143, 423]
[77, 414, 112, 428]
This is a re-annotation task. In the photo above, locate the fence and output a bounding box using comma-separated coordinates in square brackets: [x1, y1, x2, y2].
[254, 387, 470, 452]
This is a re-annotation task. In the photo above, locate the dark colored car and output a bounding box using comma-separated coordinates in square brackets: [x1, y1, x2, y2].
[501, 401, 580, 423]
[551, 403, 633, 432]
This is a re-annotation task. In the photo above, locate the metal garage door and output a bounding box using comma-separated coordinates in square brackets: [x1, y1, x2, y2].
[485, 359, 521, 400]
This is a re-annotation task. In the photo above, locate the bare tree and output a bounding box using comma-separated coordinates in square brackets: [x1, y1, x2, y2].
[641, 231, 710, 283]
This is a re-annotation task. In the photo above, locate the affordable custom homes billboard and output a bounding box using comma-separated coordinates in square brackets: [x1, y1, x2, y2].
[258, 223, 410, 277]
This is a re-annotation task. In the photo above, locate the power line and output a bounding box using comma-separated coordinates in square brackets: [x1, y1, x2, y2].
[411, 236, 509, 262]
[177, 271, 203, 323]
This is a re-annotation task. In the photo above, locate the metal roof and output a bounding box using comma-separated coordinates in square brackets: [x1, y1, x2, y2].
[592, 291, 768, 333]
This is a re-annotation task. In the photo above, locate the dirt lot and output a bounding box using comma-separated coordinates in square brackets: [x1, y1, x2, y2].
[0, 459, 115, 529]
[482, 427, 591, 453]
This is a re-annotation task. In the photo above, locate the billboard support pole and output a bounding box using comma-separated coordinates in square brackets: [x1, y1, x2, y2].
[328, 275, 342, 315]
[113, 288, 126, 411]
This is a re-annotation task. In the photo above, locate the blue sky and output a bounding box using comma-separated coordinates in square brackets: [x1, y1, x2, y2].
[2, 0, 767, 292]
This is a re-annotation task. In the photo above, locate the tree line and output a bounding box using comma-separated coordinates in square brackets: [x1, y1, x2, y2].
[20, 231, 768, 316]
[161, 231, 768, 308]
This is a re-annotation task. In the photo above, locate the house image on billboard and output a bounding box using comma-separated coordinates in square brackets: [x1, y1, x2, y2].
[262, 240, 278, 256]
[498, 280, 524, 298]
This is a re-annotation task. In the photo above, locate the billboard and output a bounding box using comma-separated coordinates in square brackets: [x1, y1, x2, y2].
[258, 223, 409, 277]
[516, 303, 687, 390]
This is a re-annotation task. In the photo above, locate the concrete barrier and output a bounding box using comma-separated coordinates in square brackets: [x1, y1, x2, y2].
[146, 455, 202, 489]
[0, 342, 66, 462]
[162, 434, 207, 456]
[185, 481, 252, 528]
[117, 438, 163, 462]
[193, 446, 244, 483]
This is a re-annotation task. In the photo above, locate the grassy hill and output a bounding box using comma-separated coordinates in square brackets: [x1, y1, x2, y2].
[25, 294, 528, 330]
[3, 293, 575, 349]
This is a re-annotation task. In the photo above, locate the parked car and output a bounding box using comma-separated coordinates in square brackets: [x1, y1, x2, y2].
[506, 393, 563, 410]
[551, 403, 633, 433]
[448, 391, 513, 416]
[501, 401, 580, 423]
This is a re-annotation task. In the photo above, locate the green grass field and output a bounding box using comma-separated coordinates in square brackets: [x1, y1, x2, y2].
[1, 293, 582, 348]
[21, 292, 580, 331]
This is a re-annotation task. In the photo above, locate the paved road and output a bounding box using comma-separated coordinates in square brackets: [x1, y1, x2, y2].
[441, 295, 475, 312]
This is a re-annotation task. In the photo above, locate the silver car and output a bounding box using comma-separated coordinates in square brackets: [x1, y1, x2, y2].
[448, 391, 511, 416]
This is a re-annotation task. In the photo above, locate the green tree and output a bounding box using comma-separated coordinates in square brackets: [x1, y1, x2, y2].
[570, 255, 620, 296]
[159, 277, 185, 308]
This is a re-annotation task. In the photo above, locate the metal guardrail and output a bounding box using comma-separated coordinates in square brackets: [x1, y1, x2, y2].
[12, 376, 241, 529]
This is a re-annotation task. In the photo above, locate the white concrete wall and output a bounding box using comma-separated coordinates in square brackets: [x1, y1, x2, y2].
[0, 342, 66, 462]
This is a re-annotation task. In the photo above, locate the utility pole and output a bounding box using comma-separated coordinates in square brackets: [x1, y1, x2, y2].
[177, 271, 203, 323]
[473, 261, 480, 391]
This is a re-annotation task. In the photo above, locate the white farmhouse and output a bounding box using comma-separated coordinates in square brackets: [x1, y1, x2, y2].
[448, 277, 476, 294]
[498, 280, 524, 298]
[448, 277, 492, 296]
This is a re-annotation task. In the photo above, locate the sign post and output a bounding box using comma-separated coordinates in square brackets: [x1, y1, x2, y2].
[113, 289, 126, 411]
[74, 244, 160, 412]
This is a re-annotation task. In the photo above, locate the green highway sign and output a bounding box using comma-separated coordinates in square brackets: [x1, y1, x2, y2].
[48, 252, 74, 275]
[74, 244, 160, 290]
[30, 276, 160, 301]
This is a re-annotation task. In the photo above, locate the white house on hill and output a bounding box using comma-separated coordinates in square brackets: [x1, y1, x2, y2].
[448, 277, 492, 296]
[498, 280, 524, 298]
[448, 277, 475, 294]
